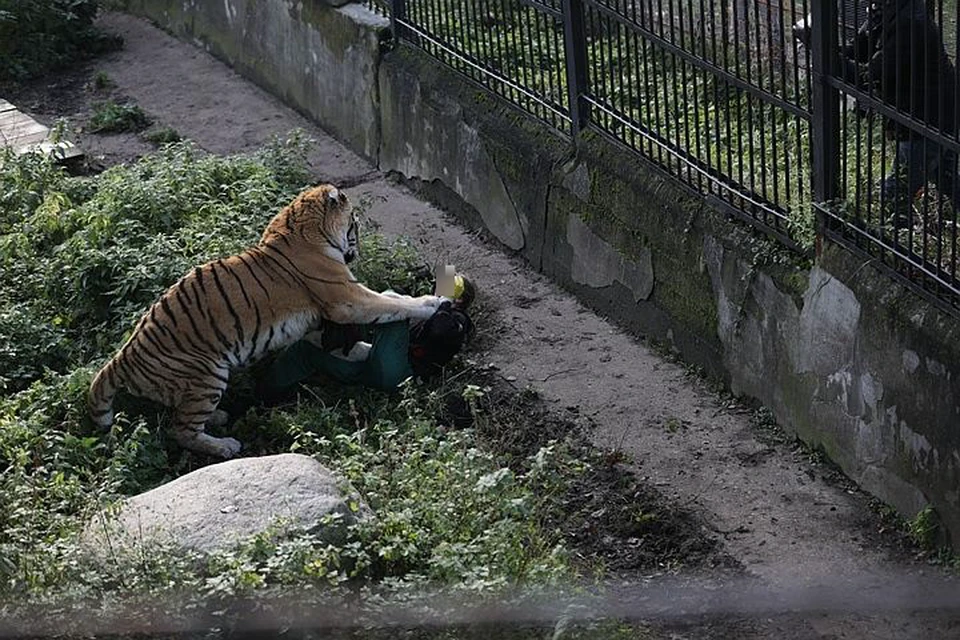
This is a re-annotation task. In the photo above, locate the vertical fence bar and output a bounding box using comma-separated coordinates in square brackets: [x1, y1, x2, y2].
[562, 0, 590, 135]
[810, 0, 841, 238]
[390, 0, 407, 42]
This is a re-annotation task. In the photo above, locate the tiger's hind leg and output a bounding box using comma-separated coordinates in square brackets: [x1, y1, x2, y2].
[171, 388, 242, 459]
[173, 409, 242, 459]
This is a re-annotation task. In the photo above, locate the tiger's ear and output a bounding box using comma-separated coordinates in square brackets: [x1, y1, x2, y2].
[327, 187, 340, 204]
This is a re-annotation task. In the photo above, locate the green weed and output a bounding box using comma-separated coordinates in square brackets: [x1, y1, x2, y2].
[909, 505, 942, 551]
[90, 70, 114, 90]
[88, 100, 151, 133]
[141, 125, 182, 146]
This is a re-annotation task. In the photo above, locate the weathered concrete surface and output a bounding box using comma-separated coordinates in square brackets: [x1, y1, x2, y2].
[127, 0, 387, 160]
[566, 214, 654, 302]
[544, 139, 726, 379]
[379, 49, 567, 256]
[85, 454, 366, 554]
[702, 230, 960, 541]
[124, 2, 960, 546]
[817, 244, 960, 538]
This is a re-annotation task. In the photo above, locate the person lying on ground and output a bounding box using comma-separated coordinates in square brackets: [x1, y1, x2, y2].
[256, 274, 475, 402]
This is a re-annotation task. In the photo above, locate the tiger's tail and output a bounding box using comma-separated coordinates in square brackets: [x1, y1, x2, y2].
[88, 358, 120, 428]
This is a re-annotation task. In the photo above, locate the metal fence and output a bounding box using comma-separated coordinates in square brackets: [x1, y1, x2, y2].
[378, 0, 960, 315]
[577, 0, 812, 244]
[815, 0, 960, 313]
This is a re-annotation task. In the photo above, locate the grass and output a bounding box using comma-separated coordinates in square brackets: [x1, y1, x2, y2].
[1, 132, 699, 636]
[407, 1, 811, 217]
[142, 125, 182, 146]
[0, 131, 565, 595]
[90, 70, 114, 91]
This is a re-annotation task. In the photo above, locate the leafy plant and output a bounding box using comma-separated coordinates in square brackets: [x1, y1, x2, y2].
[88, 100, 152, 133]
[909, 505, 941, 551]
[0, 0, 122, 83]
[0, 134, 313, 389]
[786, 199, 817, 253]
[91, 69, 113, 90]
[0, 133, 584, 617]
[142, 125, 181, 146]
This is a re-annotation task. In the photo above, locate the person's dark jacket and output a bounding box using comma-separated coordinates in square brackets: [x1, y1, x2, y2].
[841, 0, 957, 138]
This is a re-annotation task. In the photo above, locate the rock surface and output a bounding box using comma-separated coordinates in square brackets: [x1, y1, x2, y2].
[86, 454, 366, 554]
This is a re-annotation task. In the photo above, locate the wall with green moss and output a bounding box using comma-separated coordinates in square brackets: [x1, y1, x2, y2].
[126, 1, 960, 548]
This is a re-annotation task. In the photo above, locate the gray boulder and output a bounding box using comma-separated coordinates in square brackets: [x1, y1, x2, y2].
[85, 453, 367, 555]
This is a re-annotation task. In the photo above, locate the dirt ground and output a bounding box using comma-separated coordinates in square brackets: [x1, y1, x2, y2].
[6, 11, 960, 639]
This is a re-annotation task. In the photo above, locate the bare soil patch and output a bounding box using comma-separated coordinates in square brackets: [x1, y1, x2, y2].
[439, 372, 737, 576]
[2, 59, 153, 170]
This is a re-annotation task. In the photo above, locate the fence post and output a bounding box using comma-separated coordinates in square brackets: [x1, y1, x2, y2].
[390, 0, 407, 43]
[561, 0, 590, 136]
[809, 0, 841, 245]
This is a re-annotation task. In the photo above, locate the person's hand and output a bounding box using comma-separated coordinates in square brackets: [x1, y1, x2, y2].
[792, 14, 812, 47]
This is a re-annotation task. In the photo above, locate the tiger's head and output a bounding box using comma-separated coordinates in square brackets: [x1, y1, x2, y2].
[262, 184, 359, 264]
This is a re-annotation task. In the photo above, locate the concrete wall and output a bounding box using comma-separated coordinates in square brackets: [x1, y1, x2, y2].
[126, 0, 388, 160]
[128, 1, 960, 546]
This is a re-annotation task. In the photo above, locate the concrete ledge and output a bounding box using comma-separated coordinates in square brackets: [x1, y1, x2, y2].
[380, 43, 960, 546]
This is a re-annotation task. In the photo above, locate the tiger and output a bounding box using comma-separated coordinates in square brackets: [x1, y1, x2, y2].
[87, 184, 449, 459]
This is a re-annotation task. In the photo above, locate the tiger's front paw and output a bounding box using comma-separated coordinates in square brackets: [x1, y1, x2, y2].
[403, 295, 451, 321]
[422, 295, 451, 309]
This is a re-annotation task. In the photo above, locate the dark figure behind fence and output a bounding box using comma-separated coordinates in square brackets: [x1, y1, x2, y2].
[795, 0, 959, 228]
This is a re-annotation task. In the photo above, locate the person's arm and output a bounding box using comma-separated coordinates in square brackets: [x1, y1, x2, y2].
[864, 9, 922, 102]
[793, 6, 875, 84]
[840, 3, 884, 83]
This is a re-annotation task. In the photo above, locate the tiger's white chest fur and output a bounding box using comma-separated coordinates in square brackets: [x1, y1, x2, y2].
[226, 310, 319, 367]
[270, 311, 317, 346]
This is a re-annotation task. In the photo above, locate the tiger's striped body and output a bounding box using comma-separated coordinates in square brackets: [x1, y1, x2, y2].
[88, 185, 447, 458]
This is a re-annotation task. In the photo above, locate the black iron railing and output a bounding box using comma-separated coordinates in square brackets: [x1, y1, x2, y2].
[391, 0, 571, 132]
[816, 0, 960, 312]
[375, 0, 960, 315]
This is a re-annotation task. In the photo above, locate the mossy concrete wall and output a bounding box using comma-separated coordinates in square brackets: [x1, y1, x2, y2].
[126, 2, 960, 546]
